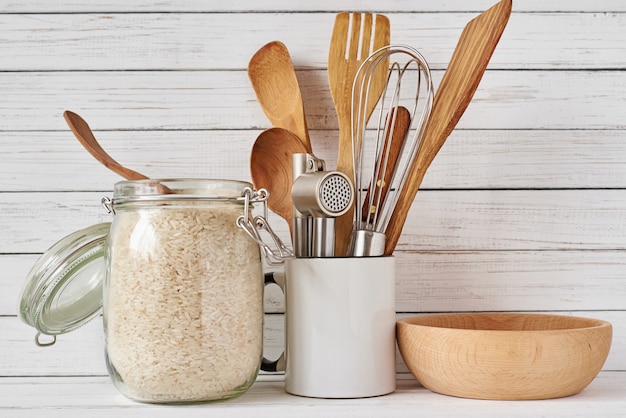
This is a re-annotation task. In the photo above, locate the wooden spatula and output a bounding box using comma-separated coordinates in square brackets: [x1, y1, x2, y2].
[248, 41, 312, 153]
[328, 12, 390, 256]
[383, 0, 512, 255]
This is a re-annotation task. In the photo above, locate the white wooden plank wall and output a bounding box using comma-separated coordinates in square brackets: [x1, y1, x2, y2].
[1, 0, 625, 381]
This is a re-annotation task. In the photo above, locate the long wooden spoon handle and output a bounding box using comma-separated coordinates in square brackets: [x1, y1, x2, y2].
[63, 110, 148, 180]
[361, 106, 411, 223]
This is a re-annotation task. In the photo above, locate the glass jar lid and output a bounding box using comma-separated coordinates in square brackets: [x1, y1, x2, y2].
[18, 223, 110, 346]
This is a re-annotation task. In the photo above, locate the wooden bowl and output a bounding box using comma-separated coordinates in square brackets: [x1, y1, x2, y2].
[397, 313, 612, 400]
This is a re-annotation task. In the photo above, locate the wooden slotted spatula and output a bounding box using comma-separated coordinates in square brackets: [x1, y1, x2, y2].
[328, 12, 390, 256]
[383, 0, 512, 255]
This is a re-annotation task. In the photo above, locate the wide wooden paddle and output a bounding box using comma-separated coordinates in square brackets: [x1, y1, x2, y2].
[383, 0, 512, 255]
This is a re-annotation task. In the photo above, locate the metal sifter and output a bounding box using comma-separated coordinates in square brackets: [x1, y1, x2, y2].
[348, 45, 434, 256]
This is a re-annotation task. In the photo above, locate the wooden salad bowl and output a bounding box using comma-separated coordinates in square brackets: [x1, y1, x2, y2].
[397, 313, 612, 400]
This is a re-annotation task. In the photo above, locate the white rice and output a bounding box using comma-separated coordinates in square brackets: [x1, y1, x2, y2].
[104, 202, 263, 403]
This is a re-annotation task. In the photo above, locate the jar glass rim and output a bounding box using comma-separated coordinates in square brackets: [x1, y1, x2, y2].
[112, 178, 253, 204]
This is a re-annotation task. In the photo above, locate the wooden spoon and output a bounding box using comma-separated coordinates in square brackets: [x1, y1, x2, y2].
[250, 127, 308, 234]
[328, 12, 390, 256]
[248, 41, 312, 153]
[64, 110, 149, 180]
[383, 0, 512, 255]
[63, 110, 171, 193]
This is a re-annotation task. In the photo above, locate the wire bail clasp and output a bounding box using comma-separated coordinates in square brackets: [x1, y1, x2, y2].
[236, 187, 293, 266]
[101, 196, 115, 215]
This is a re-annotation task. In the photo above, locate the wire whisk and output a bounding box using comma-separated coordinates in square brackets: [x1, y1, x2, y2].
[348, 45, 434, 256]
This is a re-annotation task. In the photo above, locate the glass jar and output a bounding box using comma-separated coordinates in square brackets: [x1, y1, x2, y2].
[19, 179, 265, 404]
[103, 179, 263, 403]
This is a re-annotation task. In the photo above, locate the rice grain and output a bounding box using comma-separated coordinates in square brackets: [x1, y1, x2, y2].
[104, 203, 263, 403]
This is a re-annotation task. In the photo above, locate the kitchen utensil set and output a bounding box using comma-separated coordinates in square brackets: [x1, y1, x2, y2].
[64, 1, 510, 259]
[248, 0, 511, 259]
[248, 40, 357, 258]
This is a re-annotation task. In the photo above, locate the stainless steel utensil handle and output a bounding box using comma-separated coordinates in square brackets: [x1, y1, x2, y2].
[292, 153, 328, 257]
[348, 229, 386, 257]
[292, 217, 312, 258]
[312, 218, 335, 257]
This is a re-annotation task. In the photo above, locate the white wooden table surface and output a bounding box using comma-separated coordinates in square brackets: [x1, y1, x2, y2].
[2, 0, 625, 416]
[2, 374, 625, 417]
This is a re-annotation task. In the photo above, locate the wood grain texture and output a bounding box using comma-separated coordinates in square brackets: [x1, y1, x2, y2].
[5, 250, 626, 316]
[3, 190, 626, 254]
[384, 0, 512, 254]
[328, 12, 390, 255]
[2, 311, 624, 378]
[250, 128, 308, 233]
[360, 107, 412, 225]
[248, 41, 312, 152]
[63, 111, 151, 181]
[397, 313, 612, 400]
[1, 70, 624, 131]
[0, 373, 624, 417]
[2, 130, 625, 191]
[0, 13, 625, 70]
[1, 1, 626, 13]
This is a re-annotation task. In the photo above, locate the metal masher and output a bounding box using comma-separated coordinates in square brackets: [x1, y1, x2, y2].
[348, 45, 434, 256]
